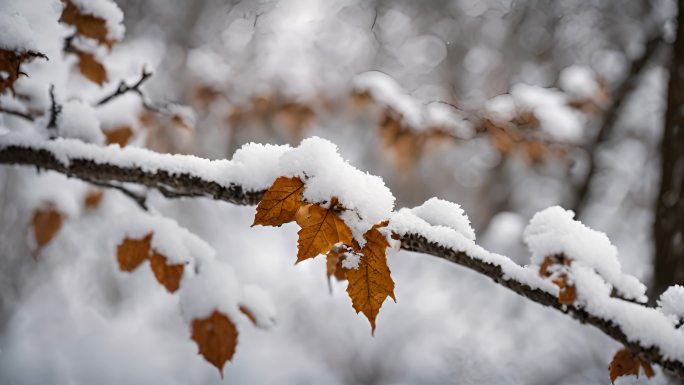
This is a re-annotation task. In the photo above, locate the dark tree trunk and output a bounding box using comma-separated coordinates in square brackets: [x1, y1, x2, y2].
[653, 0, 684, 296]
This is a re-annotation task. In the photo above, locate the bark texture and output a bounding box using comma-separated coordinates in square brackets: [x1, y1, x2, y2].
[654, 0, 684, 296]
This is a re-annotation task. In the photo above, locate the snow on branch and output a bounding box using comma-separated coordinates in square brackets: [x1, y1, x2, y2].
[1, 134, 684, 379]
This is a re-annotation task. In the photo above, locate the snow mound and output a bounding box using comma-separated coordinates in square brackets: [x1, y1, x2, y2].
[559, 65, 599, 100]
[279, 136, 395, 243]
[179, 259, 242, 322]
[523, 206, 646, 301]
[410, 197, 475, 241]
[658, 285, 684, 320]
[58, 100, 105, 144]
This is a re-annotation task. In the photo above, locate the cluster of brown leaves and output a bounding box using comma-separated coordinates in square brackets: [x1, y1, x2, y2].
[189, 88, 316, 143]
[609, 347, 654, 384]
[0, 49, 47, 95]
[60, 0, 118, 85]
[378, 107, 454, 171]
[227, 94, 316, 142]
[115, 229, 256, 375]
[539, 254, 576, 305]
[350, 91, 456, 171]
[483, 111, 568, 164]
[252, 176, 396, 332]
[116, 232, 184, 292]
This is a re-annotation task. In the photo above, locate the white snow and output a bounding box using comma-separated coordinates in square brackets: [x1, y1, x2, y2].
[6, 131, 684, 373]
[179, 258, 242, 323]
[341, 251, 361, 269]
[388, 207, 558, 294]
[424, 103, 475, 138]
[485, 94, 517, 122]
[523, 206, 646, 301]
[95, 93, 143, 131]
[510, 84, 585, 143]
[352, 72, 473, 138]
[70, 0, 125, 43]
[390, 202, 684, 366]
[658, 285, 684, 320]
[0, 0, 64, 55]
[109, 210, 215, 266]
[0, 134, 395, 244]
[559, 65, 599, 100]
[57, 100, 105, 144]
[240, 285, 277, 329]
[279, 136, 395, 243]
[485, 84, 586, 143]
[353, 71, 424, 128]
[0, 132, 290, 191]
[409, 197, 475, 241]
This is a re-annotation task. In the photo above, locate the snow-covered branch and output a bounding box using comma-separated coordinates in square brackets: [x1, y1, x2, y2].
[1, 134, 684, 379]
[0, 135, 264, 205]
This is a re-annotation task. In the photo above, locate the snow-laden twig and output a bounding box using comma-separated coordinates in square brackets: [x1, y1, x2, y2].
[1, 134, 684, 379]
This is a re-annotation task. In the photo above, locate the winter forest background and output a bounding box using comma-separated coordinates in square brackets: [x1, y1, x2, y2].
[1, 0, 684, 384]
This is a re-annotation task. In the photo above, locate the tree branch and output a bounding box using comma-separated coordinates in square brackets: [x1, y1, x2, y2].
[47, 84, 61, 136]
[0, 106, 35, 122]
[83, 178, 149, 211]
[96, 67, 152, 107]
[0, 136, 683, 379]
[572, 33, 665, 215]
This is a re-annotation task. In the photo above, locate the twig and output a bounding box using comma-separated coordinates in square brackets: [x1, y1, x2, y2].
[96, 67, 152, 107]
[0, 106, 35, 122]
[47, 85, 61, 135]
[370, 8, 378, 31]
[84, 178, 148, 211]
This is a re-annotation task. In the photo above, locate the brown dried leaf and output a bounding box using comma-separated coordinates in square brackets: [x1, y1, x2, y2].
[76, 50, 107, 85]
[239, 305, 257, 326]
[253, 176, 305, 227]
[84, 189, 104, 211]
[539, 255, 576, 304]
[524, 141, 547, 164]
[60, 0, 117, 48]
[346, 224, 395, 333]
[609, 347, 655, 384]
[539, 254, 571, 277]
[274, 103, 314, 140]
[326, 246, 348, 282]
[485, 119, 516, 155]
[104, 126, 133, 147]
[116, 233, 151, 272]
[552, 275, 577, 305]
[170, 114, 193, 132]
[149, 251, 184, 293]
[191, 311, 238, 378]
[511, 110, 540, 128]
[294, 203, 353, 263]
[350, 90, 373, 108]
[31, 205, 63, 248]
[192, 85, 220, 109]
[0, 49, 47, 95]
